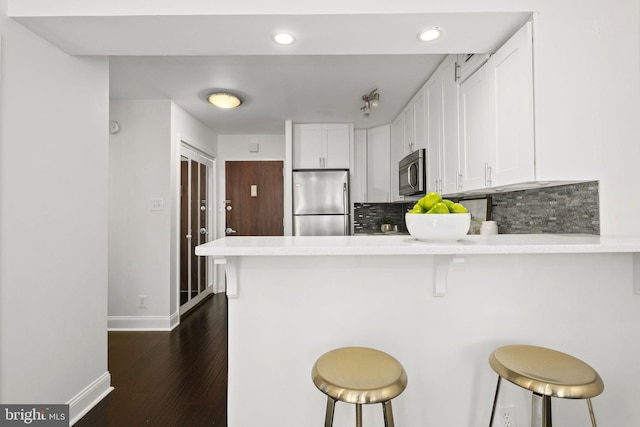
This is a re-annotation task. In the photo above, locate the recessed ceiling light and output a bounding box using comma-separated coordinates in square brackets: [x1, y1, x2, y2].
[273, 32, 296, 46]
[207, 93, 242, 109]
[417, 27, 442, 42]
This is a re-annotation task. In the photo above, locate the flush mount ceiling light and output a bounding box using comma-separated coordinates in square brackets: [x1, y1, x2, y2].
[207, 92, 242, 109]
[417, 27, 442, 42]
[361, 88, 380, 121]
[273, 32, 296, 46]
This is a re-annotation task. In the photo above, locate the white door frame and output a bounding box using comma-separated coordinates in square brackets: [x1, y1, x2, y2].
[179, 142, 216, 315]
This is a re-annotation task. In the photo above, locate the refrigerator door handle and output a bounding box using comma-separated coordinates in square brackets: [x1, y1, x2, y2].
[343, 182, 348, 235]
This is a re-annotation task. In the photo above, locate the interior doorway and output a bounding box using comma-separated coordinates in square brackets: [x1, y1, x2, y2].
[180, 145, 215, 315]
[225, 161, 284, 236]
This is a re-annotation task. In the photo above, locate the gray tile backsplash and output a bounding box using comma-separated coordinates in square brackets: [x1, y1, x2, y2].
[490, 181, 600, 234]
[353, 202, 411, 234]
[353, 181, 600, 235]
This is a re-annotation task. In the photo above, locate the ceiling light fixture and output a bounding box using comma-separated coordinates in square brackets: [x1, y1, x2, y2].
[207, 92, 242, 109]
[273, 32, 296, 46]
[361, 89, 380, 120]
[417, 27, 442, 42]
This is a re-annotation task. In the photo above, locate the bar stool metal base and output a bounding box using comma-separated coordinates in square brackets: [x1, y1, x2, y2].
[488, 345, 604, 427]
[323, 397, 396, 427]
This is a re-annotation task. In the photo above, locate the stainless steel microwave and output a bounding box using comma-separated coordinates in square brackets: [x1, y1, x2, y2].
[399, 149, 426, 196]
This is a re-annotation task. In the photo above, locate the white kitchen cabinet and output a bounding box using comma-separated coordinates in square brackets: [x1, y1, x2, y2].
[412, 89, 427, 152]
[402, 104, 415, 157]
[390, 115, 404, 201]
[425, 55, 460, 196]
[351, 129, 367, 203]
[293, 123, 351, 169]
[441, 55, 461, 195]
[486, 21, 535, 186]
[458, 65, 490, 191]
[425, 69, 443, 194]
[398, 90, 427, 158]
[456, 53, 491, 83]
[366, 125, 391, 202]
[458, 22, 534, 192]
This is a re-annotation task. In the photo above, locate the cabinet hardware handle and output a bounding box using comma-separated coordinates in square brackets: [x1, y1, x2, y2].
[487, 165, 493, 186]
[484, 163, 488, 186]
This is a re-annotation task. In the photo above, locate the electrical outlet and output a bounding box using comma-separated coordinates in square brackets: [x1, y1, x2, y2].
[498, 406, 516, 427]
[138, 295, 148, 309]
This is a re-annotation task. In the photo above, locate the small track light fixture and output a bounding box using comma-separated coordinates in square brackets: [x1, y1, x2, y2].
[361, 89, 380, 119]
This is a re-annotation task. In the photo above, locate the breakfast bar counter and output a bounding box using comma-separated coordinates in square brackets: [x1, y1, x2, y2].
[196, 235, 640, 426]
[196, 234, 640, 256]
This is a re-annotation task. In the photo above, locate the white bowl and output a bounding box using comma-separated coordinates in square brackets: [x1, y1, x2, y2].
[405, 213, 471, 242]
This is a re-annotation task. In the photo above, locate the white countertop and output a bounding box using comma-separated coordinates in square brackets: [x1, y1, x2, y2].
[195, 234, 640, 257]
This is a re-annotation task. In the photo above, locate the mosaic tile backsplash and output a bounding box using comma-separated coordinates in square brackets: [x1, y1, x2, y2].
[491, 181, 599, 234]
[353, 181, 600, 235]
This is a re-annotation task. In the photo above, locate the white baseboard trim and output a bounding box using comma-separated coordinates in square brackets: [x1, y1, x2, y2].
[169, 311, 180, 330]
[108, 315, 176, 331]
[68, 371, 113, 426]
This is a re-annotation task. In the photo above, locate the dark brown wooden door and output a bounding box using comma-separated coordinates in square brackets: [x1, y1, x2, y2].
[225, 161, 284, 236]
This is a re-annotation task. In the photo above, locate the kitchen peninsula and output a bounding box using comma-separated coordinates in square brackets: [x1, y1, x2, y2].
[196, 235, 640, 426]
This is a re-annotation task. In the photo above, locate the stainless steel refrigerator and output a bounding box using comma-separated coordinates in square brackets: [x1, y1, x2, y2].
[292, 169, 350, 236]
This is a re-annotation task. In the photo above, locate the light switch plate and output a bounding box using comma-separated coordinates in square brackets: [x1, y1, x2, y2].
[151, 198, 164, 211]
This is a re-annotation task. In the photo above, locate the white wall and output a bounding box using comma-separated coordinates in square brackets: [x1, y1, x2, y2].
[108, 100, 173, 328]
[0, 0, 111, 422]
[108, 100, 217, 329]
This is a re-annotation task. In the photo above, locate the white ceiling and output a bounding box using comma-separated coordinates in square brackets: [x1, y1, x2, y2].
[14, 12, 532, 134]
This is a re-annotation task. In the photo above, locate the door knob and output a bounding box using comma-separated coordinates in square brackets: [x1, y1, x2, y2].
[226, 206, 232, 211]
[225, 227, 237, 235]
[199, 228, 208, 235]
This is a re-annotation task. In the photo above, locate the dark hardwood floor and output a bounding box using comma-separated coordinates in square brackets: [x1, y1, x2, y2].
[75, 293, 227, 426]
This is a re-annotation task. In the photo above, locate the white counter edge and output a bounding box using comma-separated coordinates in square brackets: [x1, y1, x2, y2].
[195, 234, 640, 257]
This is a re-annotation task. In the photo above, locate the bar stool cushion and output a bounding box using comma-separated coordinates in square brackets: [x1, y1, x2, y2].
[489, 344, 604, 399]
[312, 347, 408, 405]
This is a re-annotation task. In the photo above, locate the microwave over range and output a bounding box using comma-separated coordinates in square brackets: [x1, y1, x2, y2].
[398, 149, 426, 196]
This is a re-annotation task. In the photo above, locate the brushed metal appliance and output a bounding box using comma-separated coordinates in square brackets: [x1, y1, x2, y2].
[292, 169, 350, 236]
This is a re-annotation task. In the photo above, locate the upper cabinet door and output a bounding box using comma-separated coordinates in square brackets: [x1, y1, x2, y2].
[366, 125, 391, 202]
[402, 104, 415, 157]
[412, 89, 427, 152]
[425, 71, 443, 193]
[459, 65, 490, 191]
[293, 123, 351, 169]
[486, 21, 535, 186]
[441, 55, 461, 195]
[390, 115, 405, 202]
[293, 124, 323, 169]
[323, 123, 351, 169]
